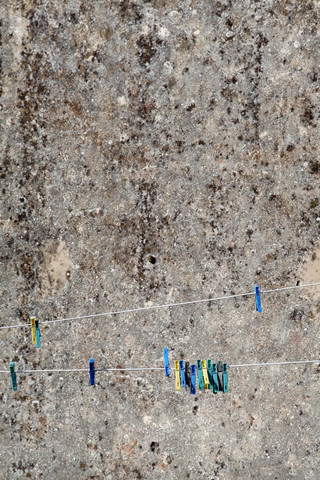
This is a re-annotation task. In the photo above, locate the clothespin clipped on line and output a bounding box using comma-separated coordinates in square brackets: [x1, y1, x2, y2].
[212, 363, 219, 393]
[30, 317, 36, 344]
[191, 365, 196, 394]
[179, 360, 186, 388]
[163, 348, 170, 377]
[185, 361, 191, 390]
[89, 358, 95, 386]
[185, 362, 196, 394]
[217, 361, 228, 393]
[175, 361, 180, 391]
[207, 359, 213, 389]
[223, 363, 228, 393]
[35, 320, 41, 348]
[255, 285, 262, 312]
[10, 362, 17, 391]
[197, 360, 204, 390]
[201, 360, 209, 388]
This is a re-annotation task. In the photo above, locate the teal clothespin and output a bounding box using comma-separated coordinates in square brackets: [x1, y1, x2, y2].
[212, 363, 219, 393]
[207, 359, 213, 389]
[223, 363, 228, 393]
[35, 320, 41, 348]
[10, 362, 17, 391]
[197, 360, 204, 390]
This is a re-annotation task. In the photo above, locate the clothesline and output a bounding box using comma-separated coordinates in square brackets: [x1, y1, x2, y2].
[1, 358, 319, 374]
[0, 281, 319, 331]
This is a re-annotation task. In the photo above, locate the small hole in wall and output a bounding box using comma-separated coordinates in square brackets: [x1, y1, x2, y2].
[148, 255, 156, 264]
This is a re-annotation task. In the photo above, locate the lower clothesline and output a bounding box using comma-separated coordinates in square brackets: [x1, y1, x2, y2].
[1, 359, 319, 374]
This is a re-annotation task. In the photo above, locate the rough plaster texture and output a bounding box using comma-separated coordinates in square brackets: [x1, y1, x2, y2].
[1, 0, 320, 479]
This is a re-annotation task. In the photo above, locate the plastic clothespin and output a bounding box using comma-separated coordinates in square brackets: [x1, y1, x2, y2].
[163, 348, 170, 377]
[207, 359, 213, 389]
[197, 360, 204, 390]
[223, 363, 228, 393]
[185, 361, 191, 391]
[175, 361, 180, 391]
[30, 317, 36, 345]
[212, 363, 219, 393]
[217, 361, 225, 392]
[35, 320, 41, 348]
[201, 360, 209, 388]
[179, 360, 186, 388]
[10, 362, 17, 391]
[191, 365, 196, 394]
[255, 285, 262, 312]
[89, 358, 95, 386]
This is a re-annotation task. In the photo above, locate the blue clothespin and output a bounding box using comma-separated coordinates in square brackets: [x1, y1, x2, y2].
[197, 360, 204, 390]
[35, 320, 41, 348]
[179, 360, 186, 388]
[163, 348, 170, 377]
[10, 362, 17, 391]
[191, 365, 196, 394]
[255, 285, 262, 312]
[89, 358, 95, 385]
[212, 363, 219, 393]
[223, 363, 228, 393]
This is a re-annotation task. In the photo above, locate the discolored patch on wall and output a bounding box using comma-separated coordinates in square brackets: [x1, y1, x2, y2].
[37, 240, 73, 297]
[300, 244, 320, 299]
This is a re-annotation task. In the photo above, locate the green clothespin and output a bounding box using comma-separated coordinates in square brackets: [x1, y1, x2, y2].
[212, 363, 219, 394]
[196, 360, 204, 390]
[10, 362, 17, 391]
[207, 359, 213, 389]
[223, 363, 228, 393]
[35, 320, 41, 348]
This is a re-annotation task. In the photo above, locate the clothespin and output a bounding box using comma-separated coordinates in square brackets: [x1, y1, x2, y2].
[197, 360, 204, 390]
[207, 359, 213, 389]
[163, 348, 170, 377]
[179, 360, 186, 388]
[212, 363, 219, 393]
[185, 361, 191, 390]
[223, 363, 228, 393]
[190, 365, 196, 394]
[201, 360, 209, 388]
[35, 320, 41, 348]
[89, 358, 95, 386]
[10, 362, 17, 391]
[217, 361, 226, 392]
[30, 317, 36, 344]
[255, 285, 262, 312]
[175, 361, 180, 391]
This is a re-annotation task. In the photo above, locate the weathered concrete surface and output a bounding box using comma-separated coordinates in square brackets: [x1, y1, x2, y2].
[1, 0, 320, 478]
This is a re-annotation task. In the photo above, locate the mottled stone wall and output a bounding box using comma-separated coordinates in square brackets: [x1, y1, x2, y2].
[1, 1, 320, 479]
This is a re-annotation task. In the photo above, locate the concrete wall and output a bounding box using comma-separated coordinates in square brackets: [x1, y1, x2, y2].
[1, 1, 320, 478]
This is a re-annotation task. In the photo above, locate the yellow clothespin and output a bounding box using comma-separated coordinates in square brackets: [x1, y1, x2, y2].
[175, 361, 181, 391]
[30, 317, 36, 345]
[202, 360, 209, 388]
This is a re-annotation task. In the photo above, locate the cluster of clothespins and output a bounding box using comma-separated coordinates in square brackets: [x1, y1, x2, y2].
[163, 349, 228, 394]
